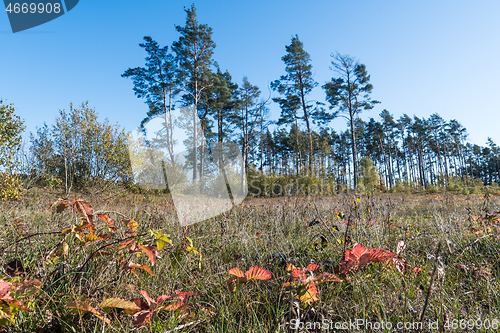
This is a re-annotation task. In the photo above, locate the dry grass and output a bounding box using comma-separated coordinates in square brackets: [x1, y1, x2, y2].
[1, 189, 499, 332]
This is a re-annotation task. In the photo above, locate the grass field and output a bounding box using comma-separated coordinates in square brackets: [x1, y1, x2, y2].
[0, 189, 499, 332]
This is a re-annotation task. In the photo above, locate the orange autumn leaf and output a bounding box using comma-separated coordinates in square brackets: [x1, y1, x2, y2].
[123, 219, 138, 235]
[298, 283, 319, 305]
[118, 239, 135, 251]
[137, 244, 158, 266]
[74, 199, 93, 216]
[314, 272, 342, 283]
[98, 214, 118, 233]
[74, 199, 94, 224]
[227, 266, 271, 292]
[228, 267, 245, 278]
[245, 266, 271, 281]
[124, 262, 153, 277]
[305, 263, 322, 272]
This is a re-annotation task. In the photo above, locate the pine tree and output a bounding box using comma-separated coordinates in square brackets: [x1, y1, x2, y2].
[122, 36, 178, 163]
[172, 4, 215, 181]
[323, 53, 379, 189]
[272, 35, 328, 173]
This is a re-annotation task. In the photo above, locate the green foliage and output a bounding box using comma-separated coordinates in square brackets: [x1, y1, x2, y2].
[426, 183, 437, 193]
[0, 100, 25, 170]
[122, 36, 179, 165]
[0, 173, 23, 200]
[30, 102, 131, 190]
[171, 4, 216, 182]
[323, 53, 379, 188]
[358, 157, 378, 195]
[0, 100, 25, 200]
[272, 35, 330, 172]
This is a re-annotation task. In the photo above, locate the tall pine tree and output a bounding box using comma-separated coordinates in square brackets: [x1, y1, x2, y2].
[172, 4, 215, 181]
[323, 53, 379, 189]
[272, 35, 327, 173]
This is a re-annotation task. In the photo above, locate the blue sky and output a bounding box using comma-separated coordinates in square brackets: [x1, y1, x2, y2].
[1, 0, 499, 146]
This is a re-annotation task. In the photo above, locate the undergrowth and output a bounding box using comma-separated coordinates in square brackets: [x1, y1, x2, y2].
[0, 189, 499, 332]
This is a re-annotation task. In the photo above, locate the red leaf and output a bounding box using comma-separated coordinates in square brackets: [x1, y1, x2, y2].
[306, 263, 322, 272]
[346, 243, 372, 268]
[74, 200, 94, 224]
[137, 244, 158, 266]
[0, 282, 12, 298]
[132, 310, 153, 327]
[245, 266, 271, 281]
[74, 200, 93, 216]
[163, 290, 199, 303]
[291, 268, 308, 283]
[131, 298, 149, 311]
[97, 214, 118, 233]
[314, 272, 342, 283]
[140, 290, 156, 308]
[228, 267, 245, 278]
[369, 248, 397, 262]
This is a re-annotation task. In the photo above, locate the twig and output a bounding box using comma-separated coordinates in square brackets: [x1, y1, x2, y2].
[101, 313, 106, 333]
[71, 232, 147, 282]
[42, 232, 71, 276]
[419, 241, 441, 331]
[456, 234, 492, 260]
[1, 231, 63, 254]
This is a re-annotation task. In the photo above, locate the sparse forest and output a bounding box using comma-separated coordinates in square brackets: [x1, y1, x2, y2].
[1, 4, 500, 333]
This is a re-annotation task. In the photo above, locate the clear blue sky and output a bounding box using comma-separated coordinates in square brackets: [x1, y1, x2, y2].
[1, 0, 499, 146]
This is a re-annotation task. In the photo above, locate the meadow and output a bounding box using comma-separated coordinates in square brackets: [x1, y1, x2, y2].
[0, 189, 499, 332]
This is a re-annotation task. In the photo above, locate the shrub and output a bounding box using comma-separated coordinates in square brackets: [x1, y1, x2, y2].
[0, 100, 25, 200]
[0, 172, 23, 200]
[30, 101, 132, 190]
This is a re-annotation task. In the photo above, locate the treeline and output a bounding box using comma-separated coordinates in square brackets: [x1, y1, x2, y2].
[253, 111, 500, 194]
[118, 5, 499, 195]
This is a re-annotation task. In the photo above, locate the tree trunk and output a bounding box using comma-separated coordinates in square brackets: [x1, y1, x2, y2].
[350, 113, 358, 189]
